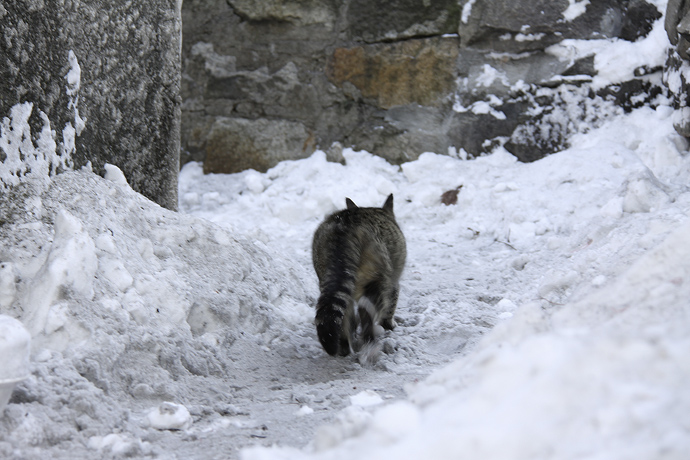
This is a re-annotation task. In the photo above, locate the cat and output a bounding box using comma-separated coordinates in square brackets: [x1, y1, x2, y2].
[312, 194, 406, 358]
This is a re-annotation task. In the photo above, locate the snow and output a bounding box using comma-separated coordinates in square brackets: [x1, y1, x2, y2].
[0, 103, 71, 188]
[0, 51, 83, 190]
[547, 18, 669, 89]
[146, 402, 193, 431]
[63, 50, 84, 157]
[65, 50, 81, 97]
[514, 32, 546, 42]
[1, 5, 689, 460]
[0, 315, 31, 412]
[104, 163, 130, 186]
[475, 64, 510, 88]
[461, 0, 476, 24]
[65, 50, 85, 137]
[562, 0, 590, 22]
[349, 391, 384, 408]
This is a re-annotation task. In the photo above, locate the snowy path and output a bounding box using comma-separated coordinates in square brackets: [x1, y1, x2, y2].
[171, 155, 506, 458]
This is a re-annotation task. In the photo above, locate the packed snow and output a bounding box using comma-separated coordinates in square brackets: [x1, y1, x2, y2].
[562, 0, 591, 22]
[1, 4, 689, 459]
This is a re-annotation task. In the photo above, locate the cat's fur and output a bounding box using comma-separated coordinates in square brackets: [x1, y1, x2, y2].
[312, 194, 406, 357]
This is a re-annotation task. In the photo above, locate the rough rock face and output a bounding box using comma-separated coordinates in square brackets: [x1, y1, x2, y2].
[346, 0, 460, 42]
[203, 117, 315, 174]
[664, 0, 690, 137]
[458, 0, 659, 52]
[0, 0, 181, 210]
[182, 0, 663, 172]
[326, 38, 459, 109]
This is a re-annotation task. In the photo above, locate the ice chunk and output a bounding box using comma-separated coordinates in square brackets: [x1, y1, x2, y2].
[562, 0, 590, 21]
[622, 177, 669, 213]
[295, 405, 314, 417]
[147, 402, 192, 430]
[88, 433, 141, 456]
[350, 390, 383, 407]
[99, 258, 134, 292]
[104, 163, 129, 186]
[244, 170, 265, 194]
[23, 210, 97, 340]
[0, 315, 31, 412]
[497, 298, 518, 311]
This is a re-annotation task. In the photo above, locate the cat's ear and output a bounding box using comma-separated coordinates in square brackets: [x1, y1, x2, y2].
[346, 198, 358, 210]
[382, 194, 394, 214]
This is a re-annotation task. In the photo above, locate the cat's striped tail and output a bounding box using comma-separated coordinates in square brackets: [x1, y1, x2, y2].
[314, 274, 356, 356]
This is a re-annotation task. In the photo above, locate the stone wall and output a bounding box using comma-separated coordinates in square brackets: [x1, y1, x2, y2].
[0, 0, 181, 210]
[664, 0, 690, 137]
[182, 0, 662, 173]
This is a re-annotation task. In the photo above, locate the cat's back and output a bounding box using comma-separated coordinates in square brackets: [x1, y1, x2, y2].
[312, 204, 405, 272]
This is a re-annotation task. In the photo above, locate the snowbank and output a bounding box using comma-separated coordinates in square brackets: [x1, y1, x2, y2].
[0, 166, 314, 458]
[5, 167, 311, 354]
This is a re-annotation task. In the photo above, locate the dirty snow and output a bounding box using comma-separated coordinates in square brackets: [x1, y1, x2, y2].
[1, 6, 689, 460]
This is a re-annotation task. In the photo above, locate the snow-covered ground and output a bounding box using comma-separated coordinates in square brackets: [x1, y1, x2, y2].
[1, 4, 689, 459]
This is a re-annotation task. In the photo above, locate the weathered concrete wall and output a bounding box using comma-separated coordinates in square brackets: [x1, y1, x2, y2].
[0, 0, 181, 210]
[182, 0, 662, 173]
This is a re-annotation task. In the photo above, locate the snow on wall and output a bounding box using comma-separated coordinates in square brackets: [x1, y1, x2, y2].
[461, 0, 476, 24]
[0, 103, 67, 188]
[562, 0, 590, 21]
[547, 19, 670, 90]
[0, 51, 83, 189]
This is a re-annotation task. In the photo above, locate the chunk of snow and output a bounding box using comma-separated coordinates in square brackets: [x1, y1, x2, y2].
[104, 163, 129, 185]
[23, 209, 97, 342]
[562, 0, 590, 21]
[295, 405, 314, 417]
[461, 0, 476, 24]
[65, 50, 81, 96]
[0, 316, 31, 412]
[147, 402, 192, 431]
[350, 390, 384, 407]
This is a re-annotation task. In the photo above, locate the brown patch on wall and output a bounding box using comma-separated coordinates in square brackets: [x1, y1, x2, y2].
[202, 117, 315, 174]
[326, 36, 459, 109]
[203, 127, 270, 175]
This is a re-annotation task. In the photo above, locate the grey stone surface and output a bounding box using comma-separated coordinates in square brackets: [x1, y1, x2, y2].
[228, 0, 339, 28]
[181, 0, 664, 172]
[346, 0, 459, 43]
[202, 117, 316, 174]
[458, 0, 661, 53]
[0, 0, 181, 210]
[326, 37, 459, 109]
